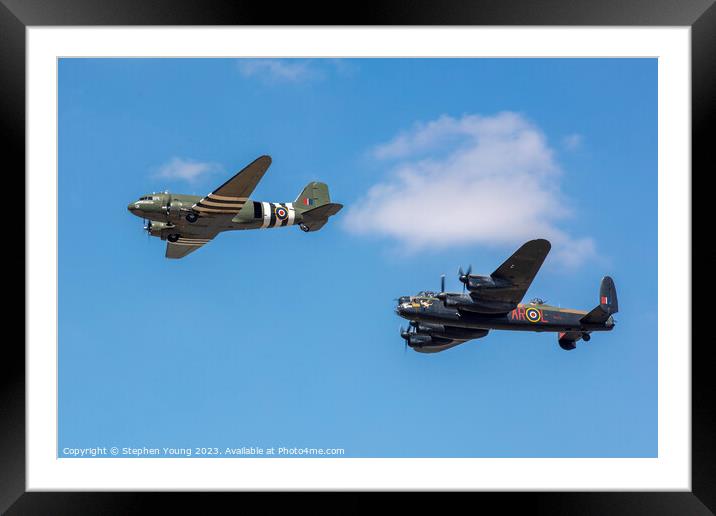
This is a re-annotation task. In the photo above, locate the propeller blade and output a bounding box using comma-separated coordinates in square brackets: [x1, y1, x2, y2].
[458, 265, 472, 293]
[440, 274, 445, 293]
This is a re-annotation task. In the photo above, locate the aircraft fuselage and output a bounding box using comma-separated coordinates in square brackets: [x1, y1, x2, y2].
[127, 192, 308, 238]
[396, 296, 615, 334]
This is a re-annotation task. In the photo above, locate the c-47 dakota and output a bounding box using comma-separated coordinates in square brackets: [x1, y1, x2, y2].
[128, 155, 342, 259]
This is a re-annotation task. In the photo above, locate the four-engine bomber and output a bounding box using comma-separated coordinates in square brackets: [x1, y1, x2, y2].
[396, 239, 618, 353]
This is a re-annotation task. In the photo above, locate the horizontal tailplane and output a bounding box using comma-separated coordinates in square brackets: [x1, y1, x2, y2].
[298, 202, 343, 232]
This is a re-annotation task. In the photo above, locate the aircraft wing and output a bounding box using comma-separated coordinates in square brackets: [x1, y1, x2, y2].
[413, 339, 467, 354]
[413, 328, 489, 353]
[472, 239, 551, 305]
[165, 235, 215, 259]
[192, 155, 272, 216]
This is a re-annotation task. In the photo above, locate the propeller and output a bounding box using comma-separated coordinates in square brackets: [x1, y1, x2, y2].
[458, 265, 472, 293]
[143, 219, 151, 239]
[400, 325, 412, 352]
[400, 325, 411, 340]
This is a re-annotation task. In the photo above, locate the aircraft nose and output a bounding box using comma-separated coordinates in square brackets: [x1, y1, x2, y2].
[127, 202, 138, 213]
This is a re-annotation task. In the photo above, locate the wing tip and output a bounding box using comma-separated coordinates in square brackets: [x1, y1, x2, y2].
[531, 238, 551, 249]
[523, 238, 551, 255]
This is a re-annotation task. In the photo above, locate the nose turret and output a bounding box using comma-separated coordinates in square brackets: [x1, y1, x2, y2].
[395, 299, 415, 318]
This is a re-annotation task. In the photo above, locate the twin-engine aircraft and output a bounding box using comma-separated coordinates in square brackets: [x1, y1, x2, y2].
[396, 239, 618, 353]
[127, 155, 343, 259]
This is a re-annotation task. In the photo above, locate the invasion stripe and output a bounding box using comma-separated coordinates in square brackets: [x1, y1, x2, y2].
[196, 203, 244, 210]
[194, 206, 242, 213]
[172, 242, 207, 246]
[268, 203, 277, 228]
[199, 199, 246, 207]
[261, 202, 271, 228]
[287, 202, 295, 226]
[208, 194, 248, 201]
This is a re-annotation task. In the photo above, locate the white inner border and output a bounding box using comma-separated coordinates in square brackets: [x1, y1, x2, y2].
[27, 27, 691, 491]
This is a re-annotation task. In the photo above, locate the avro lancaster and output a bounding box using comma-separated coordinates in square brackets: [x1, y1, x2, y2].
[396, 239, 618, 353]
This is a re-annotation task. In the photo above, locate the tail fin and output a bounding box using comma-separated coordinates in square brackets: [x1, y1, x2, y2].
[295, 182, 330, 209]
[581, 276, 618, 325]
[599, 276, 618, 314]
[293, 182, 342, 232]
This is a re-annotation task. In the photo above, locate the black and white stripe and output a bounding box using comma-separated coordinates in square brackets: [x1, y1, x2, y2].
[260, 202, 296, 229]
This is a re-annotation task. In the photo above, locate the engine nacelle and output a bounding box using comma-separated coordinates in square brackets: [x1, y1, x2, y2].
[146, 220, 170, 237]
[407, 334, 433, 348]
[439, 292, 515, 314]
[438, 292, 466, 307]
[167, 196, 185, 220]
[414, 323, 445, 334]
[464, 274, 495, 290]
[463, 274, 512, 293]
[457, 299, 517, 315]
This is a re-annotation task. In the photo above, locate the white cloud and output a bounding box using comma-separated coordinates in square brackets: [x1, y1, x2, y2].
[237, 59, 319, 82]
[344, 112, 595, 267]
[154, 157, 222, 183]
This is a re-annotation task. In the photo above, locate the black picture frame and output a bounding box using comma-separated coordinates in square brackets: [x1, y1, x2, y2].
[3, 1, 710, 513]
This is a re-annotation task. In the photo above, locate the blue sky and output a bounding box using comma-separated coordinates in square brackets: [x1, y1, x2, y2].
[58, 58, 657, 457]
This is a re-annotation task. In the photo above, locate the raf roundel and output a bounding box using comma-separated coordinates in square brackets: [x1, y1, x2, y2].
[275, 205, 288, 221]
[525, 307, 542, 323]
